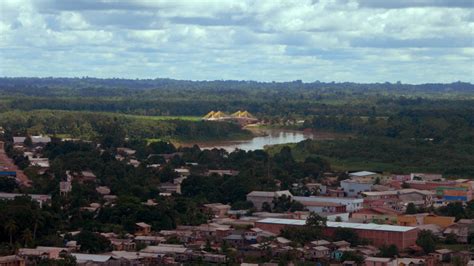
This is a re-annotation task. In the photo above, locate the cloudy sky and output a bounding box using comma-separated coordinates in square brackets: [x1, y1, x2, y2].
[0, 0, 472, 83]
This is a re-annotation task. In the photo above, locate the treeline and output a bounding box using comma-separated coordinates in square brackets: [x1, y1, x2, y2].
[287, 137, 474, 177]
[1, 77, 472, 93]
[0, 78, 473, 117]
[0, 110, 251, 143]
[304, 108, 474, 143]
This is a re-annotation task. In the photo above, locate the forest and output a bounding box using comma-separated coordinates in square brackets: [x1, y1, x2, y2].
[1, 77, 473, 176]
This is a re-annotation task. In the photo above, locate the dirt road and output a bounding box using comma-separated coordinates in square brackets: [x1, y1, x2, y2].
[0, 142, 32, 187]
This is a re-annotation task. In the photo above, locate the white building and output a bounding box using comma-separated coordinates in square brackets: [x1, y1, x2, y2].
[293, 196, 363, 212]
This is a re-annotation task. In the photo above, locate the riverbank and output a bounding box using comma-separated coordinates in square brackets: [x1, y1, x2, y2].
[176, 128, 345, 152]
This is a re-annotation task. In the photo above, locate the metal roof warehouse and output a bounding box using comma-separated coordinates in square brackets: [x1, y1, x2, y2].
[257, 218, 415, 232]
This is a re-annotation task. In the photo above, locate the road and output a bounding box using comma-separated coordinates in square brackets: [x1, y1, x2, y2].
[0, 141, 32, 187]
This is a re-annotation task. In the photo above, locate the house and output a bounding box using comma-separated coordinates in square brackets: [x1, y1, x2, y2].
[116, 147, 136, 156]
[0, 193, 51, 208]
[333, 240, 351, 249]
[134, 235, 166, 245]
[59, 180, 72, 196]
[362, 189, 434, 210]
[340, 179, 373, 197]
[204, 203, 231, 218]
[436, 186, 473, 202]
[296, 199, 346, 213]
[443, 219, 474, 243]
[174, 168, 190, 177]
[310, 239, 331, 247]
[223, 234, 245, 248]
[66, 170, 96, 183]
[12, 137, 26, 144]
[305, 245, 330, 260]
[351, 208, 399, 224]
[71, 253, 114, 265]
[246, 190, 292, 210]
[206, 169, 239, 176]
[81, 203, 101, 212]
[434, 249, 453, 263]
[199, 253, 227, 263]
[65, 241, 80, 252]
[31, 136, 51, 145]
[159, 182, 181, 194]
[110, 238, 136, 251]
[0, 255, 25, 266]
[393, 258, 426, 266]
[140, 244, 190, 262]
[18, 247, 69, 262]
[135, 222, 152, 236]
[349, 171, 379, 180]
[29, 158, 50, 169]
[364, 257, 392, 266]
[397, 214, 455, 228]
[110, 251, 160, 265]
[305, 183, 327, 195]
[411, 173, 443, 181]
[96, 186, 111, 195]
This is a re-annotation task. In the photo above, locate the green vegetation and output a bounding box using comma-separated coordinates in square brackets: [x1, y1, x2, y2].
[0, 110, 251, 143]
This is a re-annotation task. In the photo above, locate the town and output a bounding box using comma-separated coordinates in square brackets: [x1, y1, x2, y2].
[0, 1, 473, 265]
[0, 131, 472, 266]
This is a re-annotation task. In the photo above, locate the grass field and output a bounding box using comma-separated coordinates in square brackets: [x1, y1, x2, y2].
[122, 114, 201, 121]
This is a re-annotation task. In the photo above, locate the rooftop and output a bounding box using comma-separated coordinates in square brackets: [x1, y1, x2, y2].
[257, 218, 417, 232]
[72, 253, 111, 263]
[349, 171, 378, 177]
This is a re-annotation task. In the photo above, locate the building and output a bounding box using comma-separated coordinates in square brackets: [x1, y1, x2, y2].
[340, 179, 373, 197]
[59, 180, 72, 196]
[71, 253, 113, 265]
[204, 203, 231, 218]
[296, 200, 346, 213]
[246, 190, 292, 210]
[135, 222, 152, 236]
[31, 136, 51, 145]
[0, 255, 25, 266]
[362, 189, 434, 209]
[293, 196, 363, 212]
[351, 208, 399, 224]
[206, 169, 239, 177]
[397, 214, 455, 228]
[443, 219, 474, 243]
[159, 182, 181, 194]
[0, 193, 51, 207]
[435, 186, 472, 202]
[255, 218, 418, 249]
[140, 244, 190, 262]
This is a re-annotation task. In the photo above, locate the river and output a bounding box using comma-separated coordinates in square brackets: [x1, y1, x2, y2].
[185, 128, 340, 152]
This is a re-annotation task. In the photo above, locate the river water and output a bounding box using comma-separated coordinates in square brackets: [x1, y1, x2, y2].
[187, 128, 339, 152]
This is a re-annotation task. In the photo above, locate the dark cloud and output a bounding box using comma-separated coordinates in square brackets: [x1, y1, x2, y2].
[351, 36, 473, 48]
[357, 0, 473, 9]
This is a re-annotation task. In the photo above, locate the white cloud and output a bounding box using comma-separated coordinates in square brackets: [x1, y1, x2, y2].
[0, 0, 472, 83]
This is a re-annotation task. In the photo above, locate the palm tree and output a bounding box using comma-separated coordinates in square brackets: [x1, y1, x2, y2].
[22, 228, 33, 247]
[5, 219, 17, 245]
[32, 210, 45, 242]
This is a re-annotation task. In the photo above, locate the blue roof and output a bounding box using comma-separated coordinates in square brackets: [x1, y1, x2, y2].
[0, 171, 16, 176]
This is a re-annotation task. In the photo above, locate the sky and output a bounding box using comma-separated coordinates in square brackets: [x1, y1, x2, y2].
[0, 0, 473, 83]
